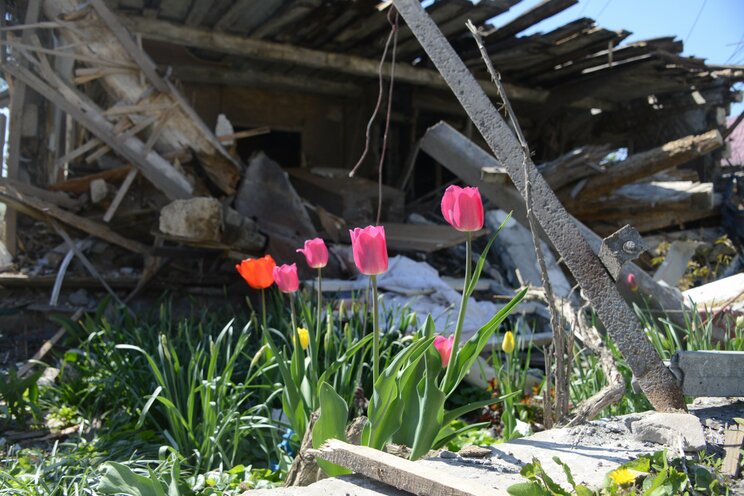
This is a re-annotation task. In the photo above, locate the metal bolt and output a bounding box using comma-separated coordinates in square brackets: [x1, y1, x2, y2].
[622, 240, 637, 254]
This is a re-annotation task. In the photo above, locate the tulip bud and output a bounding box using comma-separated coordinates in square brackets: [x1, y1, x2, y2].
[296, 327, 310, 350]
[349, 226, 388, 275]
[297, 238, 329, 269]
[626, 273, 639, 292]
[502, 331, 515, 354]
[433, 335, 454, 367]
[441, 185, 484, 232]
[273, 263, 299, 293]
[236, 255, 276, 289]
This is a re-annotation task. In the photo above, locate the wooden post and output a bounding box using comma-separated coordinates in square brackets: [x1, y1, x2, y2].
[3, 0, 42, 256]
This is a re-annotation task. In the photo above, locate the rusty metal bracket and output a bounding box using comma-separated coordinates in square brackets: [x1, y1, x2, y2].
[392, 0, 686, 411]
[598, 225, 647, 280]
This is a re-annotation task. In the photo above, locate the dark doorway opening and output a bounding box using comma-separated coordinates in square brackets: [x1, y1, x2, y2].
[235, 128, 302, 168]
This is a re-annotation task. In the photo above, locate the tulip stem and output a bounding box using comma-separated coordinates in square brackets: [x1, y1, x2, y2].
[444, 232, 472, 390]
[289, 294, 297, 333]
[316, 268, 323, 352]
[371, 274, 380, 385]
[261, 289, 268, 332]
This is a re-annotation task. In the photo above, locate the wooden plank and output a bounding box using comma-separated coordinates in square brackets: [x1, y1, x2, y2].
[483, 0, 577, 41]
[122, 16, 548, 104]
[185, 0, 215, 26]
[383, 223, 486, 253]
[103, 168, 138, 222]
[49, 165, 132, 194]
[6, 178, 83, 210]
[4, 0, 42, 257]
[3, 62, 192, 200]
[170, 64, 361, 97]
[18, 308, 84, 378]
[88, 0, 168, 92]
[217, 126, 271, 143]
[0, 178, 148, 254]
[213, 0, 253, 31]
[310, 439, 501, 496]
[722, 426, 744, 477]
[566, 130, 723, 201]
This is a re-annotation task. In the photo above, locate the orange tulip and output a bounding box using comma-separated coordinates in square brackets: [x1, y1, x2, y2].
[236, 255, 276, 289]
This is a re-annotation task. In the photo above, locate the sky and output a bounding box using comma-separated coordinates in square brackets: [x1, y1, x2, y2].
[490, 0, 744, 115]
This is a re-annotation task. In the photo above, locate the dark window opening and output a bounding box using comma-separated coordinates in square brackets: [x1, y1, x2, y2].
[234, 128, 302, 168]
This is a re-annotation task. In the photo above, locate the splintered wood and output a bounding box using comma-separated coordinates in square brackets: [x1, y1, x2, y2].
[310, 439, 501, 496]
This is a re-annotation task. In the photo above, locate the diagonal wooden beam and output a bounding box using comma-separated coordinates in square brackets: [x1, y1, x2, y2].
[0, 178, 148, 254]
[121, 15, 548, 104]
[88, 0, 169, 92]
[2, 62, 192, 200]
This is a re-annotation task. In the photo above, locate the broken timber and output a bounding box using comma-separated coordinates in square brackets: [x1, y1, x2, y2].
[0, 179, 148, 254]
[121, 15, 546, 104]
[393, 0, 686, 411]
[310, 439, 501, 496]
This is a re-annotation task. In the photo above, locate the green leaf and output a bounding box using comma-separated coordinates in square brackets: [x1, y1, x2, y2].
[312, 382, 350, 477]
[390, 354, 426, 447]
[466, 212, 511, 296]
[446, 288, 527, 395]
[409, 346, 446, 460]
[98, 462, 167, 496]
[506, 481, 552, 496]
[621, 455, 652, 473]
[434, 421, 490, 449]
[552, 456, 577, 489]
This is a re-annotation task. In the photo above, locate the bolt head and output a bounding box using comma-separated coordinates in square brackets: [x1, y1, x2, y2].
[622, 240, 637, 254]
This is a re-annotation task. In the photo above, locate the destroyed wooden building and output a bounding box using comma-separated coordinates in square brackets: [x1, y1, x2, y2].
[0, 0, 743, 298]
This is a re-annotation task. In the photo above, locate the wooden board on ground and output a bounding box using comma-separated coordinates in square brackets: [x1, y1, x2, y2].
[383, 223, 486, 253]
[722, 425, 744, 477]
[310, 439, 502, 496]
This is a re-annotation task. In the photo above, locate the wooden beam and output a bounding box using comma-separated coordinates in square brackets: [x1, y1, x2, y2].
[122, 16, 548, 103]
[184, 0, 214, 26]
[722, 425, 744, 477]
[88, 0, 169, 92]
[49, 165, 133, 194]
[484, 0, 578, 41]
[0, 178, 148, 254]
[3, 0, 42, 257]
[170, 64, 362, 96]
[567, 130, 723, 202]
[214, 0, 253, 31]
[311, 439, 501, 496]
[3, 62, 193, 200]
[103, 168, 138, 222]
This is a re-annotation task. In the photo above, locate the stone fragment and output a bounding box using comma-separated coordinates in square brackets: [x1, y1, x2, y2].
[159, 197, 223, 242]
[629, 412, 707, 451]
[458, 445, 492, 458]
[90, 178, 108, 204]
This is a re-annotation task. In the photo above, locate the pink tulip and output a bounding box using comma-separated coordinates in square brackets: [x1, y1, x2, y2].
[441, 185, 484, 232]
[297, 238, 329, 269]
[349, 226, 388, 275]
[434, 335, 454, 367]
[273, 263, 299, 293]
[626, 272, 639, 293]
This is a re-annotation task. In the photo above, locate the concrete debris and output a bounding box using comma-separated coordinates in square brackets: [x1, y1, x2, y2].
[159, 197, 223, 243]
[627, 412, 707, 452]
[89, 178, 108, 204]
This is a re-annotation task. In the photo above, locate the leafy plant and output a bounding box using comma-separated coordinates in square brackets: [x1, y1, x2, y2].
[0, 367, 44, 426]
[313, 221, 527, 463]
[119, 320, 282, 474]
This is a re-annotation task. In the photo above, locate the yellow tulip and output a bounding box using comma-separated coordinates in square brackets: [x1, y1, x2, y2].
[502, 331, 515, 354]
[296, 327, 310, 351]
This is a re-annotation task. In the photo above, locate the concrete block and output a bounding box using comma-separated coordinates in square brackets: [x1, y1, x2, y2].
[629, 412, 706, 452]
[159, 197, 223, 242]
[90, 178, 108, 204]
